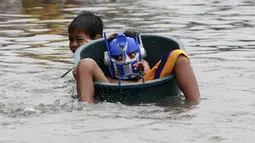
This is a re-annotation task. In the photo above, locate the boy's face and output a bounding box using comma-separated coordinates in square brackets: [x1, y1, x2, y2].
[69, 31, 91, 53]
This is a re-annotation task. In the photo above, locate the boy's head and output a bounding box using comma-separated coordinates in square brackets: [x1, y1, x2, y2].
[68, 10, 104, 53]
[103, 33, 145, 79]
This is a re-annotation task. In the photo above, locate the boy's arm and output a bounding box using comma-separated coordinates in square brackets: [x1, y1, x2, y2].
[174, 55, 200, 103]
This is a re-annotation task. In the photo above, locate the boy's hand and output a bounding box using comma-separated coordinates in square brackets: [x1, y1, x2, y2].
[133, 60, 150, 76]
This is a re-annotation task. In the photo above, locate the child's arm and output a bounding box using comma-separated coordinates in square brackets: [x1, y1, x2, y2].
[174, 55, 200, 103]
[133, 60, 150, 76]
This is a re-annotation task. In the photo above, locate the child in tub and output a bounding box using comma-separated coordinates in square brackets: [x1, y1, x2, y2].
[68, 11, 200, 103]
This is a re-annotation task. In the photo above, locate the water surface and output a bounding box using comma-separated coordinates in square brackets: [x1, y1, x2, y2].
[0, 0, 255, 142]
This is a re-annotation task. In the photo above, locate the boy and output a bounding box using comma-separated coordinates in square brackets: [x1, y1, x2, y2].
[68, 10, 103, 54]
[68, 10, 103, 78]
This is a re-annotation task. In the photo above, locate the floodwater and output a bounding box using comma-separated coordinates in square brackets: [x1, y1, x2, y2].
[0, 0, 254, 142]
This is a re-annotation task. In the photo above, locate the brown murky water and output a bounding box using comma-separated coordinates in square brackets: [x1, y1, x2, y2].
[0, 0, 255, 142]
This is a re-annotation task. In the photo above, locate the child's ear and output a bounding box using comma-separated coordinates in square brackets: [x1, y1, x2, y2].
[94, 34, 102, 39]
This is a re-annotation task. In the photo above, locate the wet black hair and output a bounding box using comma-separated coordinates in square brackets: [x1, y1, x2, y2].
[107, 28, 141, 43]
[124, 28, 140, 38]
[68, 10, 104, 39]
